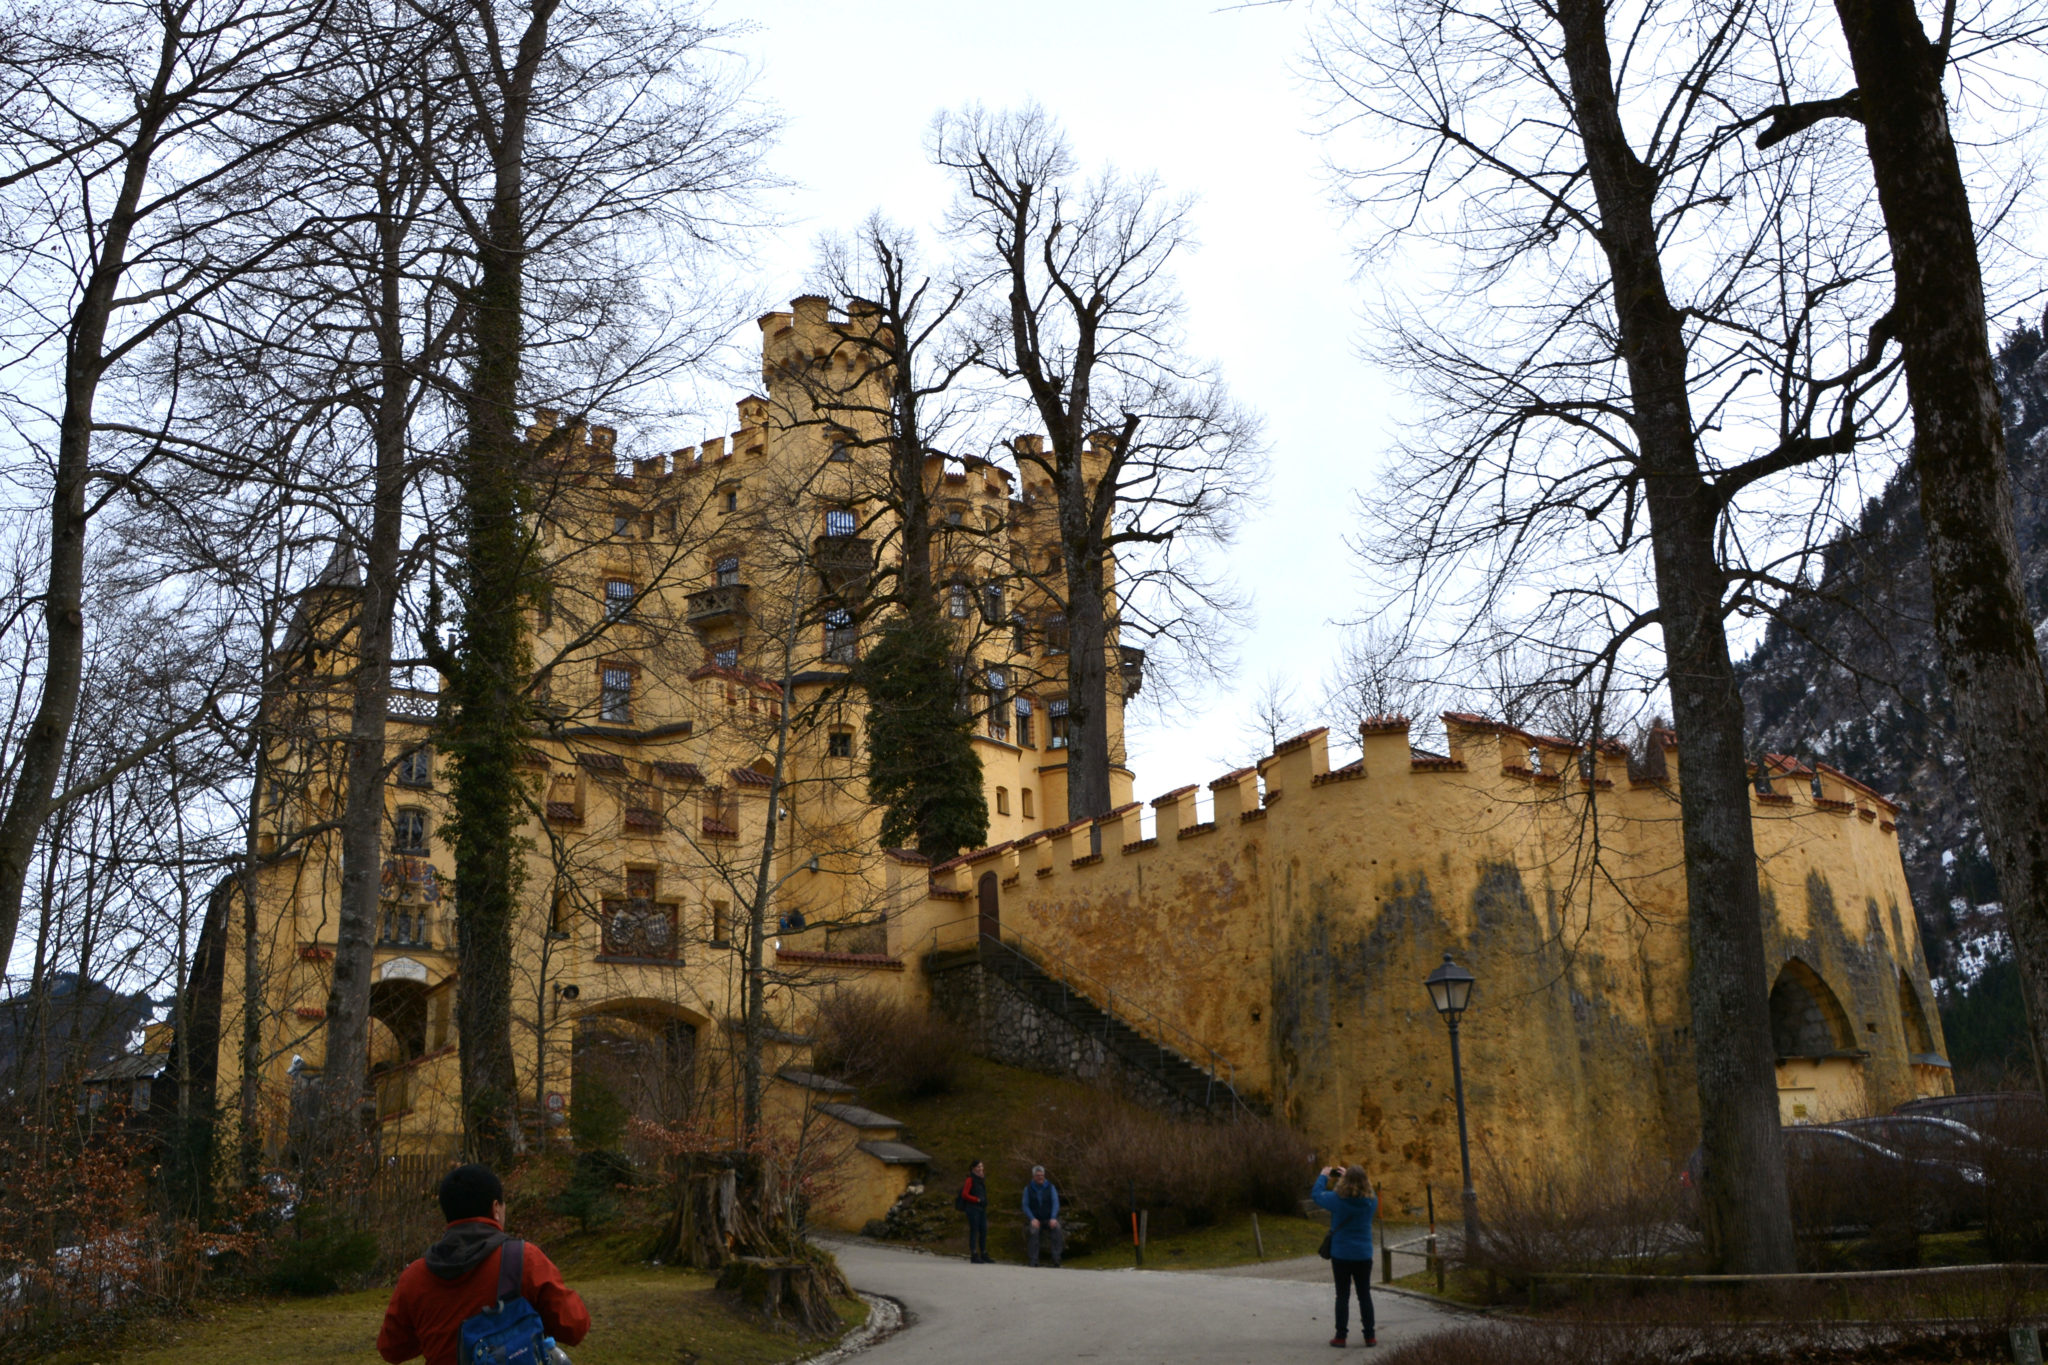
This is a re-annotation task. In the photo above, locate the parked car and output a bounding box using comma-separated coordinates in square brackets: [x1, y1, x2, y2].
[1781, 1123, 1983, 1234]
[1893, 1091, 2044, 1134]
[1683, 1121, 1985, 1235]
[1830, 1114, 1983, 1162]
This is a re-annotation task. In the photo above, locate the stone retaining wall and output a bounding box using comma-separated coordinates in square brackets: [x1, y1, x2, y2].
[925, 955, 1203, 1118]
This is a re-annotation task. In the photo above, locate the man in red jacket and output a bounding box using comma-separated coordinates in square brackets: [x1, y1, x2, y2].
[378, 1164, 591, 1365]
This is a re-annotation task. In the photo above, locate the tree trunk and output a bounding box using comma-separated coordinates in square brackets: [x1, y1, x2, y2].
[1828, 0, 2048, 1094]
[442, 0, 559, 1168]
[1556, 0, 1795, 1273]
[240, 745, 272, 1184]
[447, 235, 530, 1166]
[1059, 520, 1114, 822]
[319, 255, 413, 1144]
[0, 92, 168, 972]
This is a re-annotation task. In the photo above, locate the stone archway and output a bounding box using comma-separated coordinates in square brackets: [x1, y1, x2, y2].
[570, 1004, 701, 1146]
[1770, 958, 1864, 1122]
[1769, 958, 1854, 1058]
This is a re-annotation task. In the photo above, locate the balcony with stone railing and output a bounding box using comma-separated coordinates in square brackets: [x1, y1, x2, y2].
[686, 582, 751, 627]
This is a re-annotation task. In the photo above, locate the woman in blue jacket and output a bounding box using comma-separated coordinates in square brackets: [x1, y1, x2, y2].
[1312, 1164, 1377, 1347]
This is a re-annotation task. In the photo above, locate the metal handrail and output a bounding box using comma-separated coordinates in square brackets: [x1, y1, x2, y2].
[912, 914, 1255, 1118]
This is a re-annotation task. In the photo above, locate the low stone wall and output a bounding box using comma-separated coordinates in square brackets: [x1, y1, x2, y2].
[924, 953, 1204, 1118]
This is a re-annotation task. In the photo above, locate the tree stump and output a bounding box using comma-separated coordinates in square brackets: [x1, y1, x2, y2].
[648, 1152, 852, 1338]
[649, 1167, 739, 1268]
[715, 1255, 847, 1337]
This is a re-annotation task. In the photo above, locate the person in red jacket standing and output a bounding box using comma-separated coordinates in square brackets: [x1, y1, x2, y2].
[378, 1164, 591, 1365]
[958, 1158, 990, 1263]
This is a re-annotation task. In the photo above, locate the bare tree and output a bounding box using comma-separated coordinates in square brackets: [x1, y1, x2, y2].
[933, 105, 1265, 821]
[0, 0, 347, 978]
[1307, 0, 1910, 1270]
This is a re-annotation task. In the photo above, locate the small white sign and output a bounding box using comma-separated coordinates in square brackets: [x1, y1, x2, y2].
[378, 957, 429, 983]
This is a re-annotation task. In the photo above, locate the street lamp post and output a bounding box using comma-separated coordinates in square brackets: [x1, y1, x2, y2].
[1424, 952, 1480, 1259]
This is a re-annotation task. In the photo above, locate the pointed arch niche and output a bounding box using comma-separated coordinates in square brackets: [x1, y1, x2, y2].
[1770, 958, 1865, 1123]
[1897, 967, 1952, 1100]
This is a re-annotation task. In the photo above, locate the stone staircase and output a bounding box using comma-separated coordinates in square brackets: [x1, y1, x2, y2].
[932, 936, 1257, 1117]
[775, 1068, 931, 1232]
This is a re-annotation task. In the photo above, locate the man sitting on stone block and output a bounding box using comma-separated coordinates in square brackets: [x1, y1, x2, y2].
[1023, 1165, 1063, 1267]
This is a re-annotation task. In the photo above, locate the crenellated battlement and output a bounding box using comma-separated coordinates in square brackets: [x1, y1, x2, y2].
[904, 709, 1937, 1202]
[525, 402, 772, 491]
[920, 713, 1904, 913]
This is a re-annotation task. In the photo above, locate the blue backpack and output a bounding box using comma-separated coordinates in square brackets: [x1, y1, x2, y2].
[457, 1239, 548, 1365]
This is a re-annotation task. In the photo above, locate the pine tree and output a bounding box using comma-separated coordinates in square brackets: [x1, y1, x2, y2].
[857, 610, 987, 862]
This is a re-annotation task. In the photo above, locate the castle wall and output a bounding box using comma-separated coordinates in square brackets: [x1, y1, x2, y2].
[918, 718, 1947, 1214]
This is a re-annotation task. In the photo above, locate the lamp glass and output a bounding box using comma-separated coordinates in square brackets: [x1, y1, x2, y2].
[1424, 954, 1476, 1017]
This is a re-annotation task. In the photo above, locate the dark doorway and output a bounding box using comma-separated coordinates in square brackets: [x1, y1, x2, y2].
[571, 1013, 699, 1144]
[977, 871, 1000, 940]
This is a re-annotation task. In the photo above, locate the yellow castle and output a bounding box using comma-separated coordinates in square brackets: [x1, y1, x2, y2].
[209, 295, 1948, 1228]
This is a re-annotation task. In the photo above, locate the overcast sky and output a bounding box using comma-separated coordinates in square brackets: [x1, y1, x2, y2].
[725, 0, 1402, 803]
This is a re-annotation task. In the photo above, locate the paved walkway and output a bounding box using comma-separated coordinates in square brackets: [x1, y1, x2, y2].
[823, 1239, 1463, 1363]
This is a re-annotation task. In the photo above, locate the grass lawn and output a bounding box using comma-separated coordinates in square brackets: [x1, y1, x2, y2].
[44, 1224, 868, 1365]
[862, 1053, 1329, 1270]
[1132, 1208, 1330, 1270]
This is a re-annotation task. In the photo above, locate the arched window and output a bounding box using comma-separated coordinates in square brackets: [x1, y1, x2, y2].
[1769, 959, 1855, 1058]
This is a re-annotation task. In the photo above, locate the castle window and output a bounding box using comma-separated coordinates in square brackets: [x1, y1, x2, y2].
[1048, 698, 1069, 749]
[612, 513, 631, 537]
[395, 747, 432, 789]
[720, 485, 740, 513]
[983, 583, 1004, 622]
[949, 583, 969, 619]
[945, 508, 963, 527]
[825, 507, 856, 538]
[1021, 787, 1034, 818]
[996, 786, 1010, 816]
[603, 578, 635, 620]
[1045, 613, 1068, 654]
[828, 727, 854, 759]
[713, 644, 739, 669]
[986, 668, 1009, 741]
[392, 806, 429, 854]
[829, 440, 850, 463]
[710, 899, 731, 945]
[1012, 614, 1028, 653]
[1015, 697, 1034, 747]
[824, 607, 857, 663]
[600, 666, 634, 723]
[715, 555, 740, 586]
